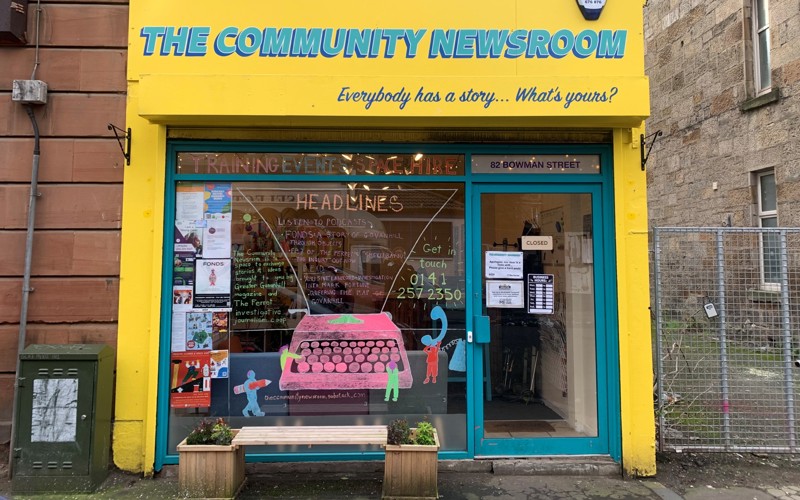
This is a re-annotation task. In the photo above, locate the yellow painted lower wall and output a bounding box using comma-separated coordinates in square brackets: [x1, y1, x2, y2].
[113, 91, 166, 474]
[613, 128, 656, 477]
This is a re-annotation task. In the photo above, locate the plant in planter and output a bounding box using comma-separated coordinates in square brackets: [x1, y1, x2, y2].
[387, 418, 411, 446]
[177, 418, 245, 499]
[383, 418, 440, 500]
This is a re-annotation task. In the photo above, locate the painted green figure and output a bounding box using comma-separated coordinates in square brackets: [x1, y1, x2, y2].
[385, 361, 399, 402]
[279, 345, 302, 370]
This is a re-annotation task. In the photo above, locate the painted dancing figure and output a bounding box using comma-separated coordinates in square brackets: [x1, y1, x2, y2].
[423, 341, 440, 384]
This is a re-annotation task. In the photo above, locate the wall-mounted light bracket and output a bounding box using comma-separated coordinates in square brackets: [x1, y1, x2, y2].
[108, 124, 131, 166]
[640, 130, 662, 171]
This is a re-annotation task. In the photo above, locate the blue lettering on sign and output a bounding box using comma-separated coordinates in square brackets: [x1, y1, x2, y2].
[214, 27, 238, 56]
[140, 27, 627, 59]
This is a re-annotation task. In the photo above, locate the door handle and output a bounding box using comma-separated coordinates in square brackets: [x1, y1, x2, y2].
[474, 315, 490, 343]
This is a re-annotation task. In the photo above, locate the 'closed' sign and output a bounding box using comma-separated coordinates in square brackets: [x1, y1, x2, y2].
[521, 236, 553, 251]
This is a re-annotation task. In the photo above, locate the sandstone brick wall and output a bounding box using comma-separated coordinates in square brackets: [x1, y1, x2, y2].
[0, 0, 128, 442]
[644, 0, 800, 228]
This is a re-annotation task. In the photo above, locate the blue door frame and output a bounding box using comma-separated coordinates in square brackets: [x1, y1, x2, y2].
[469, 181, 618, 457]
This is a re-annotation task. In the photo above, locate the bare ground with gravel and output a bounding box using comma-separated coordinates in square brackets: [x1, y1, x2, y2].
[655, 451, 800, 495]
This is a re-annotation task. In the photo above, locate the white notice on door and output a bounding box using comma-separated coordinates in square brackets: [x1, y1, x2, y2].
[486, 280, 525, 308]
[485, 251, 523, 279]
[527, 274, 555, 314]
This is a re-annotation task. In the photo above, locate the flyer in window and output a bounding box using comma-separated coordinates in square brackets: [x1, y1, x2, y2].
[173, 252, 195, 287]
[171, 285, 193, 312]
[186, 312, 214, 350]
[171, 312, 187, 352]
[204, 182, 232, 219]
[175, 183, 205, 222]
[174, 221, 203, 255]
[170, 350, 211, 408]
[193, 259, 232, 310]
[210, 350, 229, 378]
[202, 219, 232, 259]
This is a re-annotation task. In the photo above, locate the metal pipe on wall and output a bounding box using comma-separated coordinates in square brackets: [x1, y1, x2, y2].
[9, 105, 42, 478]
[9, 0, 45, 477]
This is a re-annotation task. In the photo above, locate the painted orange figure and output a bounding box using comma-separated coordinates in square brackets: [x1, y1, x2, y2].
[423, 341, 440, 384]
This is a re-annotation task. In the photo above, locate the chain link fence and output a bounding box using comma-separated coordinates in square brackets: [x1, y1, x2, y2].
[653, 227, 800, 453]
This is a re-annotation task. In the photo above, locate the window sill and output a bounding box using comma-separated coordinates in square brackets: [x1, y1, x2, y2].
[747, 288, 780, 303]
[740, 88, 780, 112]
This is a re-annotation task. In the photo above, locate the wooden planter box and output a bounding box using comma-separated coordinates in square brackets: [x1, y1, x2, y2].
[177, 431, 245, 499]
[382, 429, 440, 500]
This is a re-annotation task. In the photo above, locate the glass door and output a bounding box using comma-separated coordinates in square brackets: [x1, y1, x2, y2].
[471, 184, 610, 456]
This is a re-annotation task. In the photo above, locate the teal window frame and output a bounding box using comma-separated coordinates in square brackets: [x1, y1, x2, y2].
[155, 141, 619, 469]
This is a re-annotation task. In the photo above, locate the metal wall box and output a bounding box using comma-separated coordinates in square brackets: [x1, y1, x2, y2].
[12, 80, 48, 104]
[12, 344, 115, 494]
[0, 0, 28, 45]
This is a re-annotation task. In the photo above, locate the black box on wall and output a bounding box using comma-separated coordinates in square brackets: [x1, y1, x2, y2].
[0, 0, 28, 45]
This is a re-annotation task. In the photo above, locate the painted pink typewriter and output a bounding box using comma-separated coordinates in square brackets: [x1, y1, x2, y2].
[279, 312, 413, 390]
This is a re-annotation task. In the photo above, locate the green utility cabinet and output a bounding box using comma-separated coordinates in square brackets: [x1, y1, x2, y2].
[12, 344, 114, 493]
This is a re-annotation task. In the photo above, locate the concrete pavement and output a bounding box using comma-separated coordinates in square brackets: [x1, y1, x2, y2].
[1, 459, 799, 499]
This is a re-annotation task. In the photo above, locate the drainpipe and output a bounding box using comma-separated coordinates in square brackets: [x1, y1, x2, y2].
[8, 0, 45, 478]
[17, 105, 41, 352]
[9, 104, 42, 478]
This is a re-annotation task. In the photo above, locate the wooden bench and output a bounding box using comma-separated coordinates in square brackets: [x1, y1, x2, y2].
[231, 425, 388, 447]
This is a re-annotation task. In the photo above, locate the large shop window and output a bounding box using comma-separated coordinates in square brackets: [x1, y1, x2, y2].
[166, 152, 467, 454]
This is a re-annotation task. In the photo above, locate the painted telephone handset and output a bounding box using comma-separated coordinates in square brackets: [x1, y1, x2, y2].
[421, 305, 448, 346]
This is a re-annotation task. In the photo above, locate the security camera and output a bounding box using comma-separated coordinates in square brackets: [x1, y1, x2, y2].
[794, 359, 800, 368]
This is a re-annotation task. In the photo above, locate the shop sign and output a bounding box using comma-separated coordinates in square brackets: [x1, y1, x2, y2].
[472, 155, 600, 174]
[139, 27, 627, 60]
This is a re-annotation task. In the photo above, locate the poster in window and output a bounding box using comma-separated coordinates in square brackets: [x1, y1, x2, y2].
[202, 219, 232, 259]
[173, 251, 195, 287]
[171, 312, 187, 352]
[186, 312, 214, 350]
[193, 259, 232, 310]
[176, 183, 205, 222]
[204, 183, 232, 220]
[210, 350, 229, 378]
[172, 285, 193, 312]
[170, 350, 211, 408]
[174, 221, 203, 255]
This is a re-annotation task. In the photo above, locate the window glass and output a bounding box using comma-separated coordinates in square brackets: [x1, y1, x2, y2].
[756, 0, 768, 29]
[753, 0, 771, 92]
[758, 171, 779, 285]
[167, 173, 467, 454]
[758, 31, 771, 90]
[761, 222, 780, 284]
[759, 173, 776, 212]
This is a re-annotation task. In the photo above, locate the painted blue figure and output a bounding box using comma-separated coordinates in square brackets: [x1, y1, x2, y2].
[242, 369, 266, 417]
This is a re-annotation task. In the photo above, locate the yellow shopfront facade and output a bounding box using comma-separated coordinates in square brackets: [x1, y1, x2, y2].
[115, 0, 655, 477]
